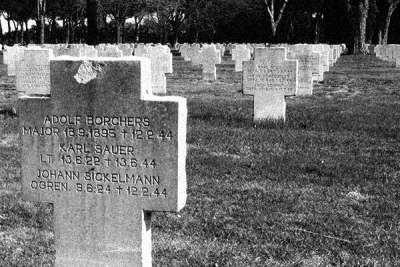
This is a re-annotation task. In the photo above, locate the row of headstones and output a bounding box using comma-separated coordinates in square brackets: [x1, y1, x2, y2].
[242, 44, 345, 121]
[3, 43, 173, 95]
[178, 43, 345, 92]
[15, 43, 345, 266]
[4, 42, 345, 122]
[369, 44, 400, 67]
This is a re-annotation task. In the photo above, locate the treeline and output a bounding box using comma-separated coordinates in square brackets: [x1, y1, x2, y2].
[0, 0, 399, 54]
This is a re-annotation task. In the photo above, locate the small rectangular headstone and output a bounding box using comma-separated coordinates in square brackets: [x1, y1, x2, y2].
[16, 49, 54, 95]
[4, 44, 25, 76]
[19, 57, 187, 267]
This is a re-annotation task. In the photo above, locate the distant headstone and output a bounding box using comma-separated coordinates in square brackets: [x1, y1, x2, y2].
[19, 57, 187, 267]
[4, 44, 25, 76]
[118, 44, 134, 57]
[179, 43, 190, 60]
[287, 50, 313, 95]
[99, 46, 123, 58]
[243, 47, 298, 121]
[136, 45, 173, 94]
[200, 45, 221, 80]
[16, 49, 54, 95]
[81, 46, 98, 58]
[186, 44, 201, 64]
[231, 45, 251, 72]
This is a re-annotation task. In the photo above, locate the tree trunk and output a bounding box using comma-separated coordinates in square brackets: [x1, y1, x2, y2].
[381, 7, 394, 44]
[71, 18, 75, 44]
[12, 20, 18, 44]
[65, 19, 70, 44]
[87, 0, 99, 45]
[0, 15, 3, 47]
[313, 13, 323, 44]
[116, 20, 123, 44]
[134, 22, 140, 42]
[38, 0, 46, 44]
[357, 0, 369, 51]
[25, 21, 30, 45]
[265, 0, 288, 43]
[20, 22, 24, 45]
[345, 0, 369, 54]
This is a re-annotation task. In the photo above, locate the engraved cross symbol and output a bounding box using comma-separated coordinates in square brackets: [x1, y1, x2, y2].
[19, 57, 187, 267]
[242, 47, 298, 122]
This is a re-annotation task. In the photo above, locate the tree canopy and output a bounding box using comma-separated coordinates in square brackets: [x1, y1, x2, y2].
[1, 0, 400, 53]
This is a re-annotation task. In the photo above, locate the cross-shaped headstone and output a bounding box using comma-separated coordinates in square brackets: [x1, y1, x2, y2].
[231, 45, 251, 72]
[19, 57, 187, 267]
[16, 49, 54, 95]
[243, 47, 298, 122]
[136, 45, 173, 94]
[200, 45, 221, 80]
[178, 43, 190, 60]
[186, 44, 201, 64]
[118, 44, 134, 57]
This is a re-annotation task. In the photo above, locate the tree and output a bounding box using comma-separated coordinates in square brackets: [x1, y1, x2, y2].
[149, 0, 190, 44]
[264, 0, 290, 42]
[37, 0, 46, 44]
[100, 0, 140, 43]
[375, 0, 400, 44]
[345, 0, 369, 54]
[87, 0, 99, 45]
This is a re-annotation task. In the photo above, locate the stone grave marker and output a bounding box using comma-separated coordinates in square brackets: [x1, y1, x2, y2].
[231, 45, 251, 72]
[81, 46, 98, 58]
[287, 50, 313, 95]
[19, 57, 187, 267]
[118, 44, 134, 57]
[99, 46, 123, 58]
[136, 45, 173, 94]
[243, 47, 298, 121]
[16, 49, 54, 95]
[4, 44, 25, 76]
[186, 44, 201, 64]
[313, 45, 329, 73]
[200, 45, 221, 80]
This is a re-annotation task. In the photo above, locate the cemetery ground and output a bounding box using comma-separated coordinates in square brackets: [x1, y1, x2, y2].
[0, 54, 400, 266]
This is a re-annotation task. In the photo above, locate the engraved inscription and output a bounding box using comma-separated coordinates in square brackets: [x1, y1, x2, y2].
[244, 65, 296, 92]
[24, 114, 175, 198]
[17, 65, 50, 90]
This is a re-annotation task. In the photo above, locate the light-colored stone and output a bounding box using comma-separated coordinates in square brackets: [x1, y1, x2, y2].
[231, 45, 251, 72]
[243, 47, 298, 122]
[4, 44, 25, 76]
[200, 45, 221, 80]
[16, 49, 54, 95]
[19, 56, 187, 267]
[136, 45, 173, 94]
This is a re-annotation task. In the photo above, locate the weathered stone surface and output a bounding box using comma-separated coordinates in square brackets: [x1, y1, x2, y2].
[19, 57, 187, 267]
[243, 47, 298, 121]
[16, 49, 54, 95]
[200, 45, 221, 80]
[135, 45, 173, 94]
[231, 45, 251, 72]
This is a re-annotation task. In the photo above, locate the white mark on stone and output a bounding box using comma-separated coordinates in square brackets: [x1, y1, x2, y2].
[74, 60, 102, 84]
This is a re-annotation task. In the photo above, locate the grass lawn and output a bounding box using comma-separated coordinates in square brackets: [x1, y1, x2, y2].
[1, 54, 400, 266]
